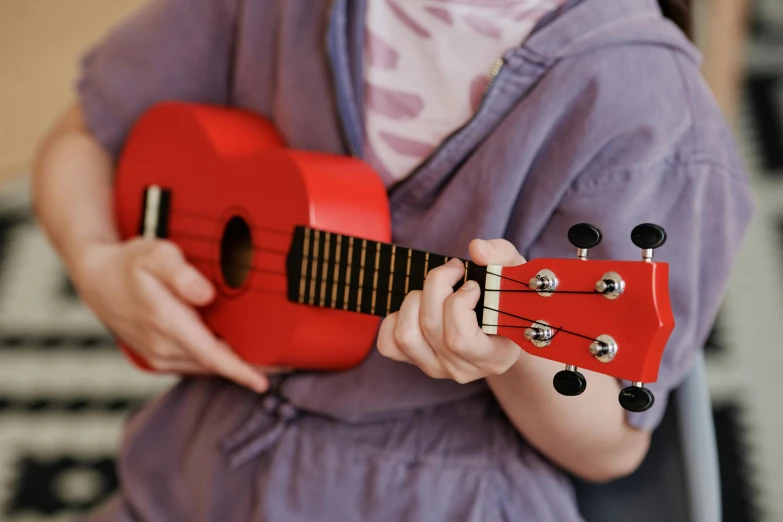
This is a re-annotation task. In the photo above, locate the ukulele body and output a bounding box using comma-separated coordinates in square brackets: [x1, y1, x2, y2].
[114, 103, 390, 370]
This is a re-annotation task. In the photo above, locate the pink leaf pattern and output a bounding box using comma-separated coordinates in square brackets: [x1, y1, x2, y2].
[366, 83, 424, 120]
[424, 6, 454, 25]
[366, 30, 399, 69]
[512, 6, 552, 21]
[427, 0, 519, 8]
[364, 0, 560, 185]
[380, 132, 436, 158]
[386, 0, 431, 38]
[464, 13, 502, 39]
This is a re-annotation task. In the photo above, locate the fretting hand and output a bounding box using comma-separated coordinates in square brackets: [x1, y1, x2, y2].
[377, 238, 526, 383]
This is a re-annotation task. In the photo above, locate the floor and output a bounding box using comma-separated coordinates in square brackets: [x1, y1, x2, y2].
[1, 1, 782, 521]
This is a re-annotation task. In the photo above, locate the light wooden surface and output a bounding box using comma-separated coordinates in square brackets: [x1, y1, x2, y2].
[0, 0, 146, 183]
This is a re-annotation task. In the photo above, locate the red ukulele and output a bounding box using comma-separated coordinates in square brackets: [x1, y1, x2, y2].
[113, 102, 675, 413]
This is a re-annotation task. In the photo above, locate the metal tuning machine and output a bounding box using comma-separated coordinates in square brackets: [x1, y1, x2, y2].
[595, 271, 625, 299]
[553, 365, 587, 397]
[568, 223, 602, 260]
[619, 382, 655, 412]
[524, 320, 553, 348]
[529, 269, 558, 297]
[589, 334, 618, 363]
[631, 223, 667, 262]
[549, 222, 605, 397]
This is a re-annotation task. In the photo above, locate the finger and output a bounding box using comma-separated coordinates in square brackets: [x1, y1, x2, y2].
[157, 359, 210, 375]
[377, 312, 412, 363]
[444, 280, 520, 374]
[150, 288, 268, 393]
[419, 258, 465, 348]
[253, 365, 294, 375]
[135, 336, 205, 373]
[140, 241, 215, 306]
[393, 291, 446, 377]
[210, 341, 271, 392]
[468, 239, 526, 267]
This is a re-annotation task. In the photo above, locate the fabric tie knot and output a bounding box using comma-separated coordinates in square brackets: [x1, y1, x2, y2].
[223, 391, 300, 469]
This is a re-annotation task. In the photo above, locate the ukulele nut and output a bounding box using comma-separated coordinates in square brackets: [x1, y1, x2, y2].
[529, 269, 558, 297]
[524, 320, 553, 348]
[589, 334, 618, 363]
[595, 272, 625, 300]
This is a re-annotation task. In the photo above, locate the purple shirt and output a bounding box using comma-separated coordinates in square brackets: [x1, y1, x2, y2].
[77, 0, 754, 520]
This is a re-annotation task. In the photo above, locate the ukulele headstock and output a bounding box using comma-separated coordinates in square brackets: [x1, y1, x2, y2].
[481, 224, 674, 413]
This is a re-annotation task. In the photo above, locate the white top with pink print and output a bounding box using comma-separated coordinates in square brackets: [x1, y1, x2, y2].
[363, 0, 564, 185]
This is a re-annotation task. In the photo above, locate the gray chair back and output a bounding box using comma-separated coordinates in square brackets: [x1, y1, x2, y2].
[573, 352, 721, 522]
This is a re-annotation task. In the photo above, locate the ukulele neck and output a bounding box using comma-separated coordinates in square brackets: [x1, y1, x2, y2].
[285, 226, 489, 323]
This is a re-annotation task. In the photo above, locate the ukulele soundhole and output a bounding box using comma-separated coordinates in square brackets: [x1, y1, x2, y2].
[220, 216, 253, 289]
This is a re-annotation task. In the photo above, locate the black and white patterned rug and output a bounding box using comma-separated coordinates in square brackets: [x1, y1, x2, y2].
[2, 3, 783, 520]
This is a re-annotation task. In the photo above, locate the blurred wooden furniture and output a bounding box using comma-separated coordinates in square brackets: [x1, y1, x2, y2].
[0, 0, 146, 184]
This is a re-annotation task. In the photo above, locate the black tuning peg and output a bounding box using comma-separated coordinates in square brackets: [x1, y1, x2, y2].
[618, 383, 655, 412]
[553, 365, 587, 396]
[567, 223, 602, 260]
[631, 223, 666, 262]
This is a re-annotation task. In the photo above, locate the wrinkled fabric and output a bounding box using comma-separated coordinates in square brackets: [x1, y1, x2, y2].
[76, 0, 754, 520]
[87, 378, 583, 522]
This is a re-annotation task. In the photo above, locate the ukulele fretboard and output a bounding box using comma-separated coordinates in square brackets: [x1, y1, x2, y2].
[285, 226, 487, 323]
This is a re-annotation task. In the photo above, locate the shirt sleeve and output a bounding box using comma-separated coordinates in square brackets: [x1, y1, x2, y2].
[523, 160, 753, 431]
[76, 0, 238, 158]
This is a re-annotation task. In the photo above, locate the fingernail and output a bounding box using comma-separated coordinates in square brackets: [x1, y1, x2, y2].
[448, 258, 463, 267]
[461, 280, 478, 291]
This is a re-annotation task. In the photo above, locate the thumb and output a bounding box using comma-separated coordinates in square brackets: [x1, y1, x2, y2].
[468, 239, 526, 267]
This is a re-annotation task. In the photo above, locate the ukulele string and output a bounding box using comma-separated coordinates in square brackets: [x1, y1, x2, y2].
[187, 256, 599, 340]
[169, 208, 597, 295]
[169, 229, 289, 256]
[185, 255, 287, 277]
[182, 250, 601, 298]
[171, 207, 293, 236]
[483, 306, 598, 343]
[199, 274, 286, 297]
[168, 216, 565, 292]
[483, 269, 599, 295]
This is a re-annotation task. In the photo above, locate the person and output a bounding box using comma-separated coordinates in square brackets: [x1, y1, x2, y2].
[31, 0, 754, 520]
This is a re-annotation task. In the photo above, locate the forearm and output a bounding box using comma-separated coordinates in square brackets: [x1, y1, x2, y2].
[32, 104, 119, 279]
[486, 349, 650, 483]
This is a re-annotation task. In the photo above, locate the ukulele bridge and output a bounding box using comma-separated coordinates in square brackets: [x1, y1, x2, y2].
[139, 185, 172, 239]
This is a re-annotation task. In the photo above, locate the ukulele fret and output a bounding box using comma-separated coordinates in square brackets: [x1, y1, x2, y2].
[288, 228, 486, 322]
[387, 245, 396, 315]
[405, 249, 412, 294]
[371, 242, 380, 315]
[357, 240, 367, 313]
[309, 230, 320, 305]
[331, 234, 342, 308]
[344, 237, 354, 311]
[319, 232, 331, 307]
[298, 228, 311, 304]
